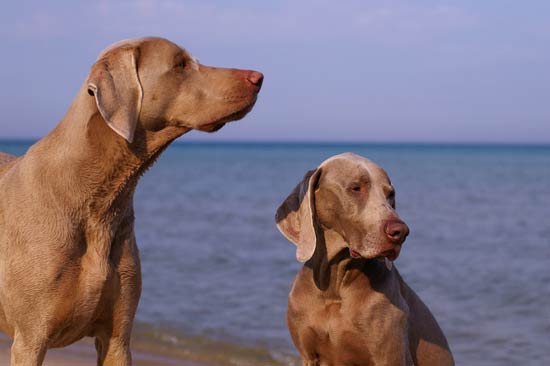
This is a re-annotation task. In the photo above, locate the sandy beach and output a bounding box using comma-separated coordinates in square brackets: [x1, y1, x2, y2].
[0, 332, 294, 366]
[0, 335, 201, 366]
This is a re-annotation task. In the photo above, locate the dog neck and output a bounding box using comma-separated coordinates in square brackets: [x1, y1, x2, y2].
[24, 85, 190, 218]
[307, 227, 384, 294]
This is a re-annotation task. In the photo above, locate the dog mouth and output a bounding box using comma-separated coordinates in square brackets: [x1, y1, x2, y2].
[348, 247, 396, 271]
[198, 97, 257, 133]
[200, 122, 226, 132]
[348, 247, 399, 261]
[376, 249, 398, 261]
[349, 248, 362, 258]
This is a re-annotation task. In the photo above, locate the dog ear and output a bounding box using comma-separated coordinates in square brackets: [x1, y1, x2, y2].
[275, 168, 322, 262]
[86, 47, 142, 143]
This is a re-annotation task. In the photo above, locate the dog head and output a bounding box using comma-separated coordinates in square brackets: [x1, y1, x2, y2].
[276, 153, 409, 263]
[86, 37, 263, 143]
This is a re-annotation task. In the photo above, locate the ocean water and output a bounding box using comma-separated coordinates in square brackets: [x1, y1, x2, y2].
[0, 140, 549, 366]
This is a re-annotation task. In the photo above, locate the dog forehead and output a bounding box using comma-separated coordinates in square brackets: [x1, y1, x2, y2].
[97, 37, 186, 60]
[320, 153, 389, 183]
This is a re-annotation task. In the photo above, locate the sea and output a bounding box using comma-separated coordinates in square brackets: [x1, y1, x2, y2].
[0, 140, 549, 366]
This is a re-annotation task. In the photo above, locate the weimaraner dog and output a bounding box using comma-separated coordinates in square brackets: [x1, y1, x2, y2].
[0, 37, 262, 366]
[276, 153, 454, 366]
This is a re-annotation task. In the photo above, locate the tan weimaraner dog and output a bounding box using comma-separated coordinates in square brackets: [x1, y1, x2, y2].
[276, 153, 454, 366]
[0, 37, 263, 366]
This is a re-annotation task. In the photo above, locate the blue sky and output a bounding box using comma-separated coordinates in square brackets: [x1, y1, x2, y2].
[0, 0, 548, 143]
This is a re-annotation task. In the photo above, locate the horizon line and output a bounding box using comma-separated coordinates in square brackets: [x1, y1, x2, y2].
[0, 138, 549, 147]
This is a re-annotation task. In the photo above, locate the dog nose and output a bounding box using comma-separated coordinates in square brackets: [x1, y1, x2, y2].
[384, 219, 409, 245]
[246, 71, 264, 88]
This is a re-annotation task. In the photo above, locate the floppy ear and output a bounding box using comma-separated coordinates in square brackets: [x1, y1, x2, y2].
[275, 168, 322, 262]
[86, 47, 142, 143]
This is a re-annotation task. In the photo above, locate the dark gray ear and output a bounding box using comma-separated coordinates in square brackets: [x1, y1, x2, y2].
[275, 168, 322, 262]
[86, 47, 142, 143]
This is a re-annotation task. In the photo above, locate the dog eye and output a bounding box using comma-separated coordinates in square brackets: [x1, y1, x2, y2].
[388, 191, 396, 205]
[349, 184, 362, 193]
[175, 60, 186, 69]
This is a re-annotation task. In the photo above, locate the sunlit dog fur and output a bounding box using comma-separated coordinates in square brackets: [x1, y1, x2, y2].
[276, 153, 454, 366]
[0, 37, 262, 366]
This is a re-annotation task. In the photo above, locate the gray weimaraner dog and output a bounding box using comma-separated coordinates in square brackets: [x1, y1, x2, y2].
[0, 37, 262, 366]
[276, 153, 454, 366]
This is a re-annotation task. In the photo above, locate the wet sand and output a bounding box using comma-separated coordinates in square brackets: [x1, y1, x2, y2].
[0, 336, 204, 366]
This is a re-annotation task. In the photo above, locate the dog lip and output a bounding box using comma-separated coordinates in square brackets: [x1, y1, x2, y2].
[351, 245, 400, 261]
[349, 247, 399, 260]
[377, 249, 398, 261]
[349, 248, 362, 258]
[199, 96, 257, 132]
[200, 119, 226, 132]
[205, 123, 225, 132]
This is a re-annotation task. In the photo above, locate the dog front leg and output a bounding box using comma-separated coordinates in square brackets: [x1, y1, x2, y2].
[95, 336, 131, 366]
[10, 334, 47, 366]
[95, 227, 141, 366]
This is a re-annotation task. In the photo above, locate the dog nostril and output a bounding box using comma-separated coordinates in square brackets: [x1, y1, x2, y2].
[385, 220, 408, 243]
[389, 229, 401, 238]
[247, 71, 264, 88]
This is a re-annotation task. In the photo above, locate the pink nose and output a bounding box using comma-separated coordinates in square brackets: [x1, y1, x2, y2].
[384, 219, 409, 245]
[246, 71, 264, 88]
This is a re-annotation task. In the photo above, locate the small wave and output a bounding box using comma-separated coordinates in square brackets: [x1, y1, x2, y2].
[132, 322, 299, 366]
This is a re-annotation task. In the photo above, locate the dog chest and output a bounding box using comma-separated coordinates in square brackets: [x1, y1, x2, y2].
[289, 280, 411, 366]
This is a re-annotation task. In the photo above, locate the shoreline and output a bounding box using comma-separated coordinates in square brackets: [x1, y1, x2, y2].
[0, 336, 206, 366]
[0, 333, 296, 366]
